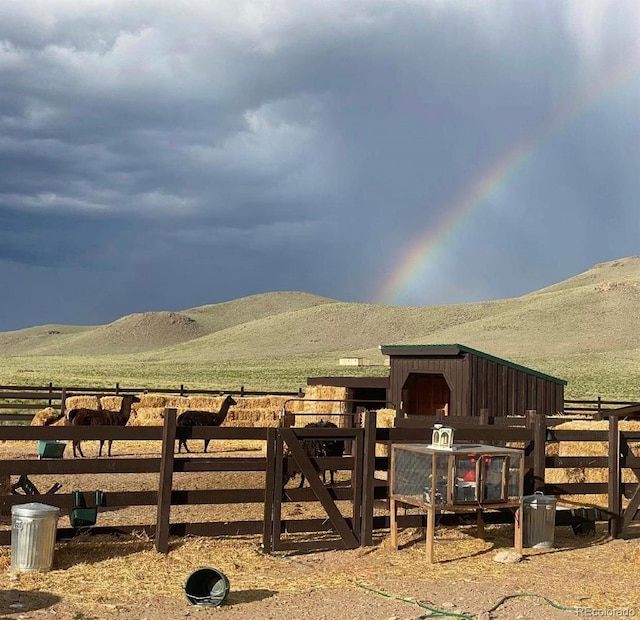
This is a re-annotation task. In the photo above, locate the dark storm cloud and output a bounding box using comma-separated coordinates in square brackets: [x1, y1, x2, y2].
[1, 0, 639, 329]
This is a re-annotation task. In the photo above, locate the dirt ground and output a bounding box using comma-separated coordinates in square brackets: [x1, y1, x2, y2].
[2, 440, 640, 620]
[2, 528, 640, 620]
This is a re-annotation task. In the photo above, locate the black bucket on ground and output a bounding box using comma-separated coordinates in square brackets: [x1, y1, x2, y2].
[184, 567, 230, 607]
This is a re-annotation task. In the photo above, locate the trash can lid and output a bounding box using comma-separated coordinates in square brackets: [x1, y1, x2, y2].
[522, 491, 557, 506]
[12, 503, 61, 517]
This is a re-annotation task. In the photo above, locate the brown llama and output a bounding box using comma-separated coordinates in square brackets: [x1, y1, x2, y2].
[282, 420, 345, 489]
[176, 395, 237, 453]
[68, 394, 140, 457]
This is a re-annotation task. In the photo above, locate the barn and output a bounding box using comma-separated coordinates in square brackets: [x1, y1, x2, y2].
[381, 343, 566, 420]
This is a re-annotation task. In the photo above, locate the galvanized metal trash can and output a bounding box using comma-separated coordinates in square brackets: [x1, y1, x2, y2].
[522, 491, 557, 548]
[11, 503, 60, 572]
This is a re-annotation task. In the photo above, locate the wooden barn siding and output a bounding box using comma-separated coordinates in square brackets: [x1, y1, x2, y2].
[468, 353, 563, 416]
[389, 355, 469, 417]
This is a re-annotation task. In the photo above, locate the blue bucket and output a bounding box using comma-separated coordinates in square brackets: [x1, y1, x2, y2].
[183, 567, 230, 607]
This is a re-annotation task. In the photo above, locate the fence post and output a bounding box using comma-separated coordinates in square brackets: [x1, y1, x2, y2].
[480, 409, 489, 425]
[360, 410, 377, 547]
[60, 387, 67, 416]
[156, 408, 177, 554]
[608, 415, 621, 538]
[48, 382, 53, 407]
[525, 410, 536, 428]
[262, 427, 277, 554]
[596, 396, 603, 421]
[115, 382, 120, 395]
[533, 411, 546, 492]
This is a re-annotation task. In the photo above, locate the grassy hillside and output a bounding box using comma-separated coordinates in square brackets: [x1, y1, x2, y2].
[0, 257, 638, 400]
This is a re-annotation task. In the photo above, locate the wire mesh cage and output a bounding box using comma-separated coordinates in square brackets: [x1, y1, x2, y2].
[390, 443, 524, 508]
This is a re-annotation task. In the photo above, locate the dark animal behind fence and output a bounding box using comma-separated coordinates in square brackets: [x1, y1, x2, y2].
[319, 421, 345, 485]
[283, 420, 345, 489]
[176, 395, 237, 453]
[67, 394, 140, 458]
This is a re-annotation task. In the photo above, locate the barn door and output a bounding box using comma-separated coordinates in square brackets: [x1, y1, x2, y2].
[263, 426, 363, 553]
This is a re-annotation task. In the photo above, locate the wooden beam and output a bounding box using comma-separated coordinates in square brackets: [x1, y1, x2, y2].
[360, 410, 377, 546]
[155, 408, 176, 554]
[262, 428, 276, 554]
[533, 411, 546, 492]
[608, 416, 621, 538]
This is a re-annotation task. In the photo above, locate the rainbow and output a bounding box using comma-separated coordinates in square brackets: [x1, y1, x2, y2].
[377, 62, 640, 305]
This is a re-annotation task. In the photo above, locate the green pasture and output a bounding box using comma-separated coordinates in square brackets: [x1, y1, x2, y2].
[0, 349, 638, 401]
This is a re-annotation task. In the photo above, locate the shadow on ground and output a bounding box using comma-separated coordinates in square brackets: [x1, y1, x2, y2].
[0, 589, 60, 617]
[219, 588, 275, 605]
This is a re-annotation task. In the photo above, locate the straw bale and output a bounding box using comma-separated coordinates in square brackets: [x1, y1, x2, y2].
[375, 408, 396, 457]
[66, 395, 100, 409]
[137, 393, 170, 408]
[546, 441, 559, 456]
[128, 407, 165, 427]
[546, 420, 640, 508]
[187, 395, 226, 410]
[164, 396, 191, 408]
[553, 420, 640, 457]
[282, 386, 348, 427]
[303, 385, 348, 411]
[376, 408, 395, 428]
[100, 395, 124, 410]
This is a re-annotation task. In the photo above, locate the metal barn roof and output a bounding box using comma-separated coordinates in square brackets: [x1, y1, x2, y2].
[379, 343, 567, 386]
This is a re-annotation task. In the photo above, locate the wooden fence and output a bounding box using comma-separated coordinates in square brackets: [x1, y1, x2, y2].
[1, 407, 638, 553]
[0, 384, 304, 423]
[0, 384, 635, 418]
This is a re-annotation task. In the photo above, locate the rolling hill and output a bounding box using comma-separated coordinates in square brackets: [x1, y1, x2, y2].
[0, 257, 638, 398]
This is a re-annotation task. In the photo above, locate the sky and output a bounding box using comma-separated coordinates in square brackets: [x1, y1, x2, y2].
[1, 0, 639, 331]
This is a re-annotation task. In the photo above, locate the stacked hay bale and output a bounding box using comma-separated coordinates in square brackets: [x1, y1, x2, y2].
[375, 408, 396, 457]
[122, 387, 398, 435]
[65, 395, 100, 410]
[546, 419, 640, 509]
[288, 386, 348, 427]
[128, 394, 190, 426]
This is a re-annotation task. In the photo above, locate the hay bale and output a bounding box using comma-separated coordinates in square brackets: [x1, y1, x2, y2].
[66, 395, 100, 409]
[165, 396, 191, 408]
[30, 407, 68, 426]
[375, 408, 396, 457]
[100, 395, 124, 410]
[128, 407, 165, 426]
[187, 396, 226, 410]
[376, 408, 396, 428]
[547, 419, 640, 508]
[287, 386, 348, 427]
[138, 393, 170, 408]
[553, 419, 640, 458]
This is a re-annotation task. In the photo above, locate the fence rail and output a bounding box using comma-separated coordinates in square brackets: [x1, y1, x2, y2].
[563, 398, 640, 417]
[0, 384, 304, 420]
[1, 404, 638, 553]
